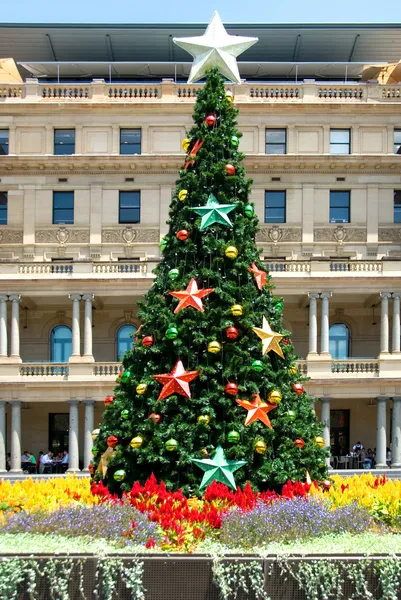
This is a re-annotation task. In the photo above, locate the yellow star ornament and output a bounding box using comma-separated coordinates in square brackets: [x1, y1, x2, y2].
[252, 316, 284, 359]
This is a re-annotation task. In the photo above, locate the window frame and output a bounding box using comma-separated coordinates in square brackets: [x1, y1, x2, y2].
[264, 190, 286, 224]
[119, 190, 141, 224]
[394, 190, 401, 223]
[394, 129, 401, 155]
[120, 128, 141, 155]
[0, 129, 9, 156]
[54, 129, 75, 156]
[265, 128, 287, 155]
[116, 324, 137, 361]
[330, 129, 351, 155]
[329, 190, 350, 223]
[50, 325, 72, 363]
[0, 192, 7, 225]
[329, 323, 350, 359]
[53, 191, 74, 225]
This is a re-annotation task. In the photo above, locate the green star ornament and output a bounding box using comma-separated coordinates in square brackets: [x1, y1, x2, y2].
[190, 194, 236, 230]
[191, 444, 247, 491]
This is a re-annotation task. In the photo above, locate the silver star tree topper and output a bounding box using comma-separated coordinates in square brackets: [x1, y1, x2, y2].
[173, 12, 258, 84]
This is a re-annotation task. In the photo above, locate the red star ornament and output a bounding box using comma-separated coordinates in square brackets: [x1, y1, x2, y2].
[236, 393, 277, 428]
[249, 262, 267, 290]
[169, 278, 214, 314]
[152, 359, 200, 400]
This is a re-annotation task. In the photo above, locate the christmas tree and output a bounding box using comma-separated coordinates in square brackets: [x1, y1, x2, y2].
[91, 66, 328, 495]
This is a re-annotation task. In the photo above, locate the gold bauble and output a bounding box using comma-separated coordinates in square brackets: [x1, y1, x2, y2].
[255, 440, 267, 454]
[230, 304, 243, 317]
[178, 189, 188, 202]
[268, 390, 282, 405]
[315, 436, 325, 448]
[289, 366, 298, 375]
[197, 415, 210, 425]
[181, 138, 191, 151]
[136, 383, 147, 395]
[130, 436, 144, 449]
[226, 90, 234, 103]
[225, 246, 238, 259]
[208, 341, 222, 354]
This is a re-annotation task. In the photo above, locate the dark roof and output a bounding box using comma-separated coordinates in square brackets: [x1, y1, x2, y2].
[1, 23, 400, 81]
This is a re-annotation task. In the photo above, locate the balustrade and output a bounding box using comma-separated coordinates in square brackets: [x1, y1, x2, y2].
[93, 363, 123, 377]
[20, 363, 69, 377]
[330, 261, 383, 273]
[92, 262, 147, 274]
[318, 87, 365, 100]
[265, 261, 311, 273]
[331, 360, 380, 376]
[108, 85, 160, 99]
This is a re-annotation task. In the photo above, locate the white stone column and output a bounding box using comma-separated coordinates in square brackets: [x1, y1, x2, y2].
[392, 294, 401, 353]
[83, 400, 95, 472]
[82, 294, 94, 360]
[10, 401, 22, 473]
[380, 292, 392, 355]
[376, 397, 388, 468]
[320, 397, 332, 469]
[67, 400, 80, 472]
[308, 293, 319, 355]
[69, 294, 81, 359]
[0, 401, 7, 473]
[0, 296, 8, 357]
[320, 292, 332, 355]
[391, 397, 401, 468]
[9, 295, 21, 360]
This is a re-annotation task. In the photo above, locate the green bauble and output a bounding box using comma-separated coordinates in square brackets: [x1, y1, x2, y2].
[227, 430, 240, 443]
[166, 326, 179, 340]
[120, 370, 131, 383]
[121, 409, 130, 420]
[251, 360, 264, 372]
[168, 268, 180, 280]
[113, 469, 126, 482]
[244, 204, 254, 217]
[276, 301, 283, 312]
[165, 438, 178, 451]
[286, 410, 297, 421]
[92, 446, 99, 456]
[159, 238, 167, 252]
[231, 135, 240, 148]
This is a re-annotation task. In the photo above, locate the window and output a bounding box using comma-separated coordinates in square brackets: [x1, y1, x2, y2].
[120, 129, 141, 155]
[53, 191, 74, 224]
[394, 130, 401, 155]
[0, 130, 9, 155]
[0, 192, 7, 225]
[117, 324, 137, 361]
[54, 129, 75, 155]
[265, 129, 286, 155]
[49, 413, 69, 453]
[330, 190, 350, 223]
[395, 191, 401, 223]
[330, 129, 351, 155]
[119, 191, 140, 224]
[329, 323, 350, 359]
[265, 191, 286, 223]
[50, 326, 72, 363]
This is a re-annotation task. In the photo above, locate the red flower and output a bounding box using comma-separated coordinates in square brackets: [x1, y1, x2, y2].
[145, 537, 156, 548]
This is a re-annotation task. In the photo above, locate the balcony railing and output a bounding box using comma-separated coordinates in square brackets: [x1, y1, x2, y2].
[331, 360, 380, 376]
[0, 261, 152, 279]
[20, 363, 69, 377]
[0, 80, 400, 104]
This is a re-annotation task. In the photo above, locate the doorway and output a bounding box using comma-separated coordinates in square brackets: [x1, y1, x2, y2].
[330, 409, 350, 456]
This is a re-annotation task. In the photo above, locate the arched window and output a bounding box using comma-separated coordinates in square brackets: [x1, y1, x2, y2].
[117, 324, 137, 361]
[329, 323, 350, 359]
[50, 326, 72, 363]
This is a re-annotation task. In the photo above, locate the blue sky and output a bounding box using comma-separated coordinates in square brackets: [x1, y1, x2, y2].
[1, 0, 401, 23]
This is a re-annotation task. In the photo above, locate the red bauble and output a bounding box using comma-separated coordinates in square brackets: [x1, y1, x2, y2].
[88, 463, 94, 475]
[225, 164, 235, 176]
[107, 435, 118, 448]
[148, 413, 161, 423]
[142, 336, 154, 347]
[322, 480, 332, 490]
[104, 395, 115, 406]
[176, 229, 189, 241]
[293, 438, 305, 449]
[292, 383, 304, 396]
[225, 382, 239, 396]
[283, 339, 290, 345]
[205, 114, 216, 126]
[226, 326, 239, 340]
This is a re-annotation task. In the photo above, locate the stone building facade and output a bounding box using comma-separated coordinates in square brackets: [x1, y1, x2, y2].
[0, 22, 400, 472]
